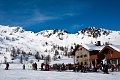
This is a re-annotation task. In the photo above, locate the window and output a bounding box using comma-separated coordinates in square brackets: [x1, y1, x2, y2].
[77, 56, 79, 58]
[84, 54, 87, 57]
[80, 48, 82, 50]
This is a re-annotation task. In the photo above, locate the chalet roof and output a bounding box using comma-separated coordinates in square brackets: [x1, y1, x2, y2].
[82, 44, 104, 51]
[71, 44, 104, 55]
[109, 45, 120, 52]
[99, 44, 120, 55]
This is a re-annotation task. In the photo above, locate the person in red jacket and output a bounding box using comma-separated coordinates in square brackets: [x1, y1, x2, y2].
[45, 63, 49, 71]
[111, 64, 115, 72]
[34, 62, 37, 70]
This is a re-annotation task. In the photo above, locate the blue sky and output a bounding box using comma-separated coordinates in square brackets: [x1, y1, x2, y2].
[0, 0, 120, 33]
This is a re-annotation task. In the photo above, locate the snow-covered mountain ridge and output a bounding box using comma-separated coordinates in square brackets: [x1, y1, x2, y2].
[0, 25, 120, 63]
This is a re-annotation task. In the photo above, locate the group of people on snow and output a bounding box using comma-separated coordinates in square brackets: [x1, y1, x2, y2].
[41, 63, 49, 71]
[4, 58, 120, 74]
[22, 62, 38, 70]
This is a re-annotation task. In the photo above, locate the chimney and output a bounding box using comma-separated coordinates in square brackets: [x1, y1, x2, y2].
[96, 41, 101, 46]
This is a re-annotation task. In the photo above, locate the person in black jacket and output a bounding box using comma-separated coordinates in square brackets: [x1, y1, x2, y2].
[5, 62, 9, 70]
[41, 63, 44, 70]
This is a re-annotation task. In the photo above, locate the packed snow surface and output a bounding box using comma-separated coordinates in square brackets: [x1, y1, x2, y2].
[0, 64, 120, 80]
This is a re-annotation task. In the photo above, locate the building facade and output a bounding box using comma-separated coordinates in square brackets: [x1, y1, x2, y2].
[98, 45, 120, 66]
[75, 45, 90, 65]
[72, 44, 120, 67]
[71, 44, 103, 66]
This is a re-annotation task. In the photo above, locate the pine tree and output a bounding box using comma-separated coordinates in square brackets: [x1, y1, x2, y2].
[11, 47, 16, 57]
[17, 48, 20, 54]
[45, 55, 51, 64]
[35, 51, 40, 60]
[20, 55, 23, 64]
[55, 50, 59, 56]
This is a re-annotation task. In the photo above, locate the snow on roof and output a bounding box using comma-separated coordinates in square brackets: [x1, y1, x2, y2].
[109, 45, 120, 52]
[82, 44, 104, 51]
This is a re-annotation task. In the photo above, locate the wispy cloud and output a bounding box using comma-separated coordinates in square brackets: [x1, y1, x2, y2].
[29, 9, 59, 22]
[20, 9, 61, 27]
[73, 24, 85, 29]
[63, 13, 80, 17]
[68, 24, 85, 33]
[63, 24, 85, 33]
[0, 9, 60, 27]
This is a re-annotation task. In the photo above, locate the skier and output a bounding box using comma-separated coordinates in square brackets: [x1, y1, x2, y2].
[23, 64, 25, 70]
[41, 63, 44, 70]
[80, 62, 84, 72]
[5, 62, 9, 70]
[73, 63, 76, 72]
[34, 62, 37, 70]
[116, 63, 120, 71]
[45, 63, 49, 71]
[32, 63, 35, 70]
[102, 58, 109, 74]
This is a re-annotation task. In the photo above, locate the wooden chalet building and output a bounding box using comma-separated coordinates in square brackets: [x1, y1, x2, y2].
[71, 42, 104, 66]
[98, 45, 120, 66]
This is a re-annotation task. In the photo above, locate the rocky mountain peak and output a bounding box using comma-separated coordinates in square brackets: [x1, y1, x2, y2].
[77, 26, 111, 38]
